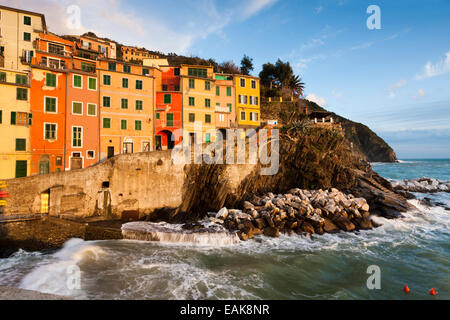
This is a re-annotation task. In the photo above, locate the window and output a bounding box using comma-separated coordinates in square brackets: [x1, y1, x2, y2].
[87, 151, 95, 159]
[44, 73, 56, 88]
[239, 95, 248, 104]
[136, 100, 143, 110]
[108, 62, 116, 71]
[16, 139, 26, 151]
[72, 127, 82, 147]
[205, 98, 211, 108]
[45, 97, 57, 113]
[189, 113, 195, 122]
[205, 133, 211, 143]
[16, 112, 28, 126]
[23, 16, 31, 25]
[174, 85, 180, 91]
[10, 112, 16, 125]
[16, 75, 27, 85]
[121, 99, 128, 109]
[188, 68, 207, 78]
[122, 78, 128, 88]
[72, 102, 83, 115]
[81, 62, 95, 72]
[205, 81, 210, 90]
[103, 96, 111, 107]
[103, 74, 111, 85]
[136, 80, 143, 90]
[216, 86, 220, 96]
[227, 103, 232, 112]
[143, 68, 149, 76]
[167, 113, 174, 127]
[189, 97, 195, 106]
[15, 160, 27, 178]
[251, 112, 259, 121]
[103, 118, 111, 129]
[56, 157, 63, 166]
[45, 123, 57, 140]
[205, 114, 211, 123]
[251, 80, 257, 89]
[0, 110, 2, 124]
[123, 65, 131, 73]
[23, 32, 31, 42]
[121, 120, 127, 130]
[156, 113, 160, 120]
[227, 87, 232, 96]
[164, 94, 171, 104]
[88, 77, 97, 90]
[240, 111, 246, 121]
[87, 104, 96, 116]
[189, 78, 195, 89]
[240, 78, 246, 87]
[162, 85, 168, 91]
[174, 68, 180, 76]
[0, 72, 6, 82]
[73, 75, 82, 88]
[135, 120, 142, 131]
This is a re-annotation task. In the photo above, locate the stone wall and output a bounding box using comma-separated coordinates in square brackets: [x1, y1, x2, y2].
[3, 150, 187, 219]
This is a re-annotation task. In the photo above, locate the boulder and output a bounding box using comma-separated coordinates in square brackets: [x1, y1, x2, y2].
[332, 215, 355, 232]
[323, 218, 340, 233]
[301, 222, 315, 234]
[254, 218, 266, 229]
[243, 201, 255, 210]
[216, 207, 228, 220]
[263, 227, 279, 238]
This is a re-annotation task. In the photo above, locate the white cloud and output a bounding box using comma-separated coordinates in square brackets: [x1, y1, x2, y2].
[315, 6, 323, 14]
[412, 88, 427, 100]
[306, 94, 327, 107]
[388, 79, 407, 98]
[242, 0, 278, 19]
[350, 41, 374, 51]
[416, 52, 450, 80]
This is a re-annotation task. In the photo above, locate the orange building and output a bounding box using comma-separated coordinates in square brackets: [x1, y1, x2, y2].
[65, 57, 99, 170]
[75, 35, 116, 60]
[155, 66, 182, 149]
[98, 59, 159, 159]
[30, 33, 73, 174]
[214, 73, 236, 130]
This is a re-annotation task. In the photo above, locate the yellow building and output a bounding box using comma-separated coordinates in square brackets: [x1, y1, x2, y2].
[0, 5, 47, 71]
[121, 46, 159, 63]
[0, 69, 32, 179]
[98, 59, 159, 160]
[234, 75, 261, 128]
[180, 65, 216, 144]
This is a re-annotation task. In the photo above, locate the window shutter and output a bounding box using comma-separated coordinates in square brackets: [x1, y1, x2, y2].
[11, 111, 16, 125]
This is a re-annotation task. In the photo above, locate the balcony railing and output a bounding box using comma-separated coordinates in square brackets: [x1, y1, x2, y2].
[38, 59, 67, 70]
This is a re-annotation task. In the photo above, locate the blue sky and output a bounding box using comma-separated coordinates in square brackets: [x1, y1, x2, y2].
[5, 0, 450, 158]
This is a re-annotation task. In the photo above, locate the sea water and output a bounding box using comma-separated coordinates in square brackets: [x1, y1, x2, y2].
[0, 159, 448, 300]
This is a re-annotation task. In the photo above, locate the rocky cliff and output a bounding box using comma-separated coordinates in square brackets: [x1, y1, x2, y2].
[261, 99, 397, 162]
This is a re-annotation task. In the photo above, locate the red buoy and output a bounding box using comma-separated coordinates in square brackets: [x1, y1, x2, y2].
[403, 285, 410, 293]
[429, 288, 437, 296]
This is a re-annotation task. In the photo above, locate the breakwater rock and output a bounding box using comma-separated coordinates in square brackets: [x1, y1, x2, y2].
[392, 177, 450, 193]
[209, 188, 375, 241]
[121, 221, 239, 245]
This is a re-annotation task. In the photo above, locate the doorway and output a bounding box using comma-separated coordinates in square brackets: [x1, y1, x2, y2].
[155, 135, 162, 150]
[107, 146, 114, 159]
[40, 192, 49, 214]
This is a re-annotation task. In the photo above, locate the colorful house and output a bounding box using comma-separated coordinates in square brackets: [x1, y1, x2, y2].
[98, 59, 158, 159]
[74, 34, 117, 60]
[121, 46, 159, 63]
[234, 75, 261, 128]
[0, 5, 47, 71]
[29, 33, 73, 175]
[0, 69, 32, 179]
[155, 66, 182, 150]
[214, 73, 236, 132]
[180, 65, 216, 144]
[65, 58, 99, 170]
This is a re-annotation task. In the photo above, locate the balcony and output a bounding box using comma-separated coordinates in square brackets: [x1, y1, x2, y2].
[38, 58, 67, 71]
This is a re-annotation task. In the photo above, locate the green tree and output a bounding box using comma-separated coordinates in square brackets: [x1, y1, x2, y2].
[240, 55, 254, 75]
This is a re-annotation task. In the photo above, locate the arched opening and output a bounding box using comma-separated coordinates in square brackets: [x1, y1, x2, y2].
[156, 130, 175, 150]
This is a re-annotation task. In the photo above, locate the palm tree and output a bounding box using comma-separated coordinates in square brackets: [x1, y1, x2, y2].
[288, 75, 305, 97]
